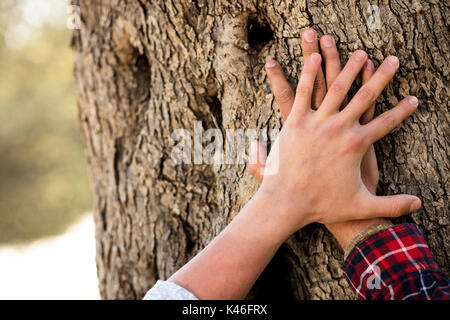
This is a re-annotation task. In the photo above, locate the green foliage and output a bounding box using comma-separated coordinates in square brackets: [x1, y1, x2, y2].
[0, 5, 92, 244]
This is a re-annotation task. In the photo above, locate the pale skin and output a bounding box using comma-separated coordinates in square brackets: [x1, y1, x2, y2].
[168, 29, 421, 300]
[251, 28, 392, 249]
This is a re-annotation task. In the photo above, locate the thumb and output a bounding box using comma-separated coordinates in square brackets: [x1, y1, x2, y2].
[366, 194, 422, 219]
[249, 140, 267, 183]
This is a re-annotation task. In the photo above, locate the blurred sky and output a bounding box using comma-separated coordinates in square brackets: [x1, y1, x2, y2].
[0, 0, 98, 298]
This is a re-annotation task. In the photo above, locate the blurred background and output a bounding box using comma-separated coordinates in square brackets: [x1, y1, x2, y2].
[0, 0, 98, 299]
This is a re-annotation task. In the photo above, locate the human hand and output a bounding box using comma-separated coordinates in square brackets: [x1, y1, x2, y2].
[251, 29, 379, 190]
[250, 29, 391, 249]
[249, 31, 421, 236]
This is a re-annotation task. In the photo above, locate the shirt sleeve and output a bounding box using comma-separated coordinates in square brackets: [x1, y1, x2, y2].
[343, 223, 450, 300]
[142, 280, 198, 300]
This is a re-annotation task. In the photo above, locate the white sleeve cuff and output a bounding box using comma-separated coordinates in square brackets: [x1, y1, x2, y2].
[143, 280, 198, 300]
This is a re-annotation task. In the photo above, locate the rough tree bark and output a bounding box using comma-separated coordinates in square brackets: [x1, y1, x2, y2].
[72, 0, 449, 299]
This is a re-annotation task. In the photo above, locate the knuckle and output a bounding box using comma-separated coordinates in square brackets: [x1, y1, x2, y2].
[285, 117, 300, 129]
[329, 81, 347, 97]
[326, 117, 345, 135]
[343, 132, 365, 153]
[380, 112, 398, 130]
[389, 200, 403, 217]
[302, 48, 314, 56]
[313, 77, 325, 90]
[296, 84, 312, 98]
[285, 116, 304, 130]
[357, 86, 376, 103]
[275, 87, 294, 104]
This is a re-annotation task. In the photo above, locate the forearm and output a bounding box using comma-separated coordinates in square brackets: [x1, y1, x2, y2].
[168, 191, 293, 299]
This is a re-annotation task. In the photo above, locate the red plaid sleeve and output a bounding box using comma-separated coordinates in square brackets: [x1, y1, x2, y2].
[343, 223, 450, 300]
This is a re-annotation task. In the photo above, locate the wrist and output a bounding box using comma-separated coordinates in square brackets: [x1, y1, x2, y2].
[343, 222, 393, 259]
[235, 190, 300, 246]
[326, 218, 392, 251]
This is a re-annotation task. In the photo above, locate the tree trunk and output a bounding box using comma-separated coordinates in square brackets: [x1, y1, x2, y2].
[72, 0, 449, 299]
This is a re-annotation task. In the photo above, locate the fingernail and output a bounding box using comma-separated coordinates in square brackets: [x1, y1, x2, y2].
[303, 29, 315, 43]
[266, 60, 278, 68]
[408, 96, 419, 107]
[387, 56, 399, 68]
[322, 36, 334, 48]
[311, 53, 321, 63]
[354, 50, 367, 62]
[410, 198, 421, 212]
[364, 59, 374, 70]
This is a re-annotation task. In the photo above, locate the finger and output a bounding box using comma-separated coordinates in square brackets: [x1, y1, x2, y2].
[359, 60, 378, 195]
[363, 96, 418, 144]
[320, 35, 349, 109]
[319, 35, 341, 88]
[301, 28, 327, 109]
[361, 59, 374, 84]
[365, 194, 421, 219]
[249, 140, 267, 183]
[360, 59, 376, 124]
[265, 60, 295, 120]
[360, 145, 378, 194]
[343, 56, 400, 121]
[290, 53, 322, 118]
[318, 50, 368, 116]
